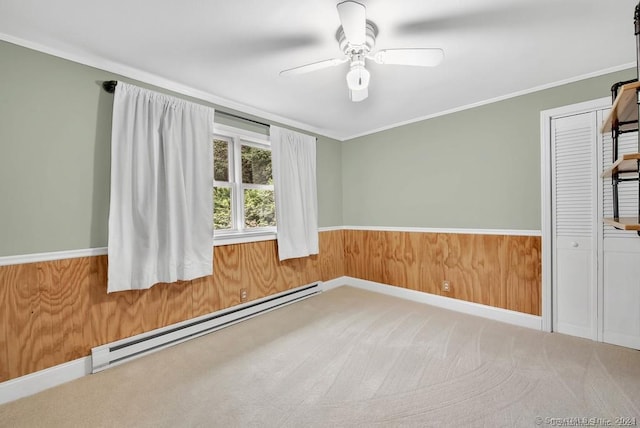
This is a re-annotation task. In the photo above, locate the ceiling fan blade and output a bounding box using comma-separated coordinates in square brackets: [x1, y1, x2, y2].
[349, 87, 368, 102]
[279, 58, 347, 76]
[337, 1, 366, 45]
[372, 48, 444, 67]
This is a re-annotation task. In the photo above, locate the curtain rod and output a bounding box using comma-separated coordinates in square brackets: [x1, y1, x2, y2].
[101, 80, 271, 128]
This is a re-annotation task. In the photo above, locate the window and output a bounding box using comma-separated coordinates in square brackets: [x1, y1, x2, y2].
[213, 125, 275, 240]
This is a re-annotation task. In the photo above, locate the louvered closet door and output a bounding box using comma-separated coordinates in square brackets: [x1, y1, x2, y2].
[600, 110, 640, 349]
[552, 111, 597, 340]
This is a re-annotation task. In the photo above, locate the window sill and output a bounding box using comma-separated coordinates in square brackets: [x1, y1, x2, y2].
[213, 230, 277, 247]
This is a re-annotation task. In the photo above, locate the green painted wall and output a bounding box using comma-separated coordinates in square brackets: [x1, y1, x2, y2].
[316, 136, 343, 227]
[342, 68, 636, 230]
[0, 41, 113, 257]
[1, 39, 635, 255]
[0, 41, 343, 256]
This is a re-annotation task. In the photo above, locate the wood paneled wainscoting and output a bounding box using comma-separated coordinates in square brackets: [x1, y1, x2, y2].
[0, 230, 345, 383]
[0, 228, 541, 384]
[343, 230, 541, 316]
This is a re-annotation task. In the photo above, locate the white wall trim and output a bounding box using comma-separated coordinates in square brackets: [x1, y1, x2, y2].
[540, 97, 612, 120]
[318, 226, 345, 232]
[0, 227, 538, 266]
[336, 277, 542, 330]
[539, 96, 612, 333]
[343, 225, 541, 236]
[0, 247, 108, 267]
[0, 357, 92, 405]
[0, 33, 338, 141]
[343, 63, 634, 141]
[540, 106, 553, 333]
[213, 232, 277, 247]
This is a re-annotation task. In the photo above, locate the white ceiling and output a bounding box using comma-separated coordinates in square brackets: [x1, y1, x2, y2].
[1, 0, 637, 140]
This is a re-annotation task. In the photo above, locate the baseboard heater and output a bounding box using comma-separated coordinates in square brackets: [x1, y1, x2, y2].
[91, 282, 322, 373]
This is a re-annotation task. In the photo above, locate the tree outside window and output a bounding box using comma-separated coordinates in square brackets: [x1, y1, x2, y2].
[213, 127, 275, 236]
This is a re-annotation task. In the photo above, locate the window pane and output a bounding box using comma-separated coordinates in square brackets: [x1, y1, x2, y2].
[214, 139, 229, 182]
[244, 188, 275, 228]
[214, 187, 232, 230]
[241, 145, 272, 185]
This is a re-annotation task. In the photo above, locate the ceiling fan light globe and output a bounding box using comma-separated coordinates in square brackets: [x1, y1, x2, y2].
[349, 87, 368, 102]
[346, 65, 370, 91]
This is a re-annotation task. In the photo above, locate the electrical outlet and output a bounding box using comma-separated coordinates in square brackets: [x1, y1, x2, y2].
[442, 280, 450, 292]
[240, 288, 248, 302]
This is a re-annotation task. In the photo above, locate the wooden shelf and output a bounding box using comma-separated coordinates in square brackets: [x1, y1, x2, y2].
[601, 153, 640, 177]
[603, 217, 640, 231]
[601, 81, 640, 133]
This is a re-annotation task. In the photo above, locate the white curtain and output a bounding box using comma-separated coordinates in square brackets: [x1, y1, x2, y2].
[107, 82, 214, 293]
[270, 126, 318, 261]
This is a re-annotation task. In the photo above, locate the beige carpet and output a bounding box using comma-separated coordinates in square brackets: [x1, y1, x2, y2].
[1, 286, 639, 427]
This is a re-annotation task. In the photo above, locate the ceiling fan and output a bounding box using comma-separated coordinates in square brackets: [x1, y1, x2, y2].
[280, 1, 444, 102]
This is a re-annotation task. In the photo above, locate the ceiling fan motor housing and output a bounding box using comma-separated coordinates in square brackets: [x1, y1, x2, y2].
[337, 21, 378, 57]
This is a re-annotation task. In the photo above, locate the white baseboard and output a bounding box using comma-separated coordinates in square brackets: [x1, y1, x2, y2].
[333, 277, 542, 331]
[0, 276, 541, 405]
[603, 331, 640, 350]
[0, 356, 92, 405]
[322, 276, 349, 291]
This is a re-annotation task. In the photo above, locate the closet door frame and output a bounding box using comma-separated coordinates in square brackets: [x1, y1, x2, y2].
[540, 96, 610, 333]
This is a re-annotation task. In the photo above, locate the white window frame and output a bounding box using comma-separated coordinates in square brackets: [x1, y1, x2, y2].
[213, 123, 276, 246]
